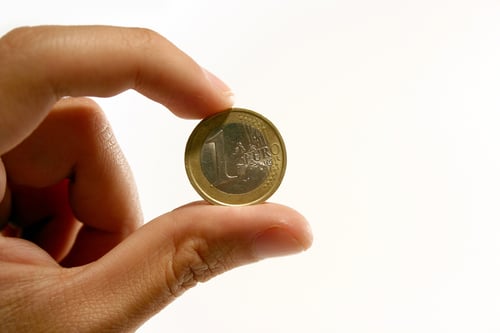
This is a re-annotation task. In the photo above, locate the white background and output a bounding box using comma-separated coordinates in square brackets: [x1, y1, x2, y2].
[2, 1, 500, 332]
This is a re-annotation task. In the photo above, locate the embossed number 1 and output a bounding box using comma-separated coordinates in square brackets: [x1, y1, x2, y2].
[205, 129, 237, 185]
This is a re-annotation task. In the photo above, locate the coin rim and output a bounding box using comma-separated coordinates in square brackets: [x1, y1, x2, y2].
[185, 107, 287, 206]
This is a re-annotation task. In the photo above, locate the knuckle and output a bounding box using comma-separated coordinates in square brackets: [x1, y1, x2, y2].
[75, 102, 121, 157]
[165, 238, 231, 297]
[52, 98, 122, 160]
[117, 27, 164, 54]
[54, 96, 102, 116]
[57, 98, 108, 136]
[131, 27, 164, 46]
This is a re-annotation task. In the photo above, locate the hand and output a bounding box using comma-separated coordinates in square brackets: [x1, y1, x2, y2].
[0, 26, 312, 332]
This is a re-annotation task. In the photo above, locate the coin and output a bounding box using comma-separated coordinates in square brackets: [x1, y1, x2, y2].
[185, 107, 286, 206]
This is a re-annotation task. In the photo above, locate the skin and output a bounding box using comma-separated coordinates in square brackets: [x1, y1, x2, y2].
[0, 26, 312, 332]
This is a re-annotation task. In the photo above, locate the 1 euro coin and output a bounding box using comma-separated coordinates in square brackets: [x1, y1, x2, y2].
[185, 108, 286, 206]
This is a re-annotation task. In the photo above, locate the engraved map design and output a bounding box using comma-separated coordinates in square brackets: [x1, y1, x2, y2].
[200, 122, 272, 194]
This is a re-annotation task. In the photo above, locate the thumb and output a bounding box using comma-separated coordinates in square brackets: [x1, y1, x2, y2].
[72, 202, 312, 331]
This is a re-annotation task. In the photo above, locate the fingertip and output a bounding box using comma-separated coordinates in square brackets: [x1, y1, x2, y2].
[252, 227, 307, 259]
[170, 68, 234, 119]
[251, 203, 313, 259]
[202, 68, 231, 93]
[202, 68, 234, 106]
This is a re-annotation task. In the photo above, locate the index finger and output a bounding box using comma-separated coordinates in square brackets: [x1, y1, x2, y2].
[0, 25, 233, 155]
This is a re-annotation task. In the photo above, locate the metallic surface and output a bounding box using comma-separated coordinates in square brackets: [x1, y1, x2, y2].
[185, 108, 286, 206]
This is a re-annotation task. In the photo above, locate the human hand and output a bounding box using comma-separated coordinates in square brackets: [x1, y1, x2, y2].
[0, 26, 312, 332]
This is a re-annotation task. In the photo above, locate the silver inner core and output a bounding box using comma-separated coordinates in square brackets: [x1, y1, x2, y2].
[200, 122, 272, 194]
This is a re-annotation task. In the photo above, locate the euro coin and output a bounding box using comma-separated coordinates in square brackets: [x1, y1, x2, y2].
[185, 108, 286, 206]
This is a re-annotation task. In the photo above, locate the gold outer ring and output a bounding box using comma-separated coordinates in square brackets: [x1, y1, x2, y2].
[185, 108, 287, 206]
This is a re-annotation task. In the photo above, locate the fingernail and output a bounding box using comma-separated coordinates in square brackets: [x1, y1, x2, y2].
[203, 68, 234, 101]
[253, 227, 306, 259]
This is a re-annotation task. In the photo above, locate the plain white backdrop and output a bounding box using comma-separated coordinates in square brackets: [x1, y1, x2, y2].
[2, 0, 500, 332]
